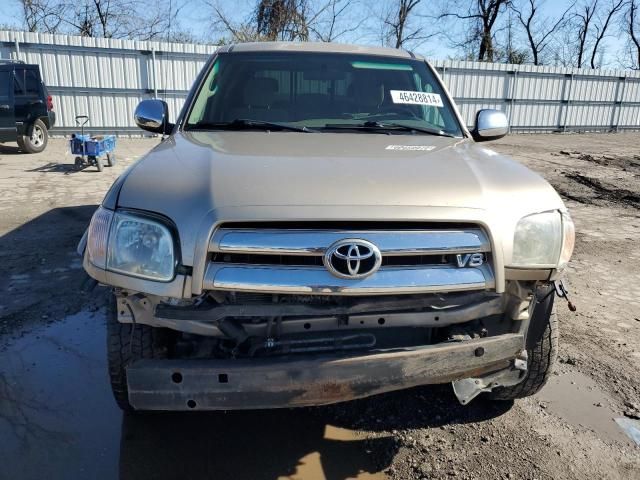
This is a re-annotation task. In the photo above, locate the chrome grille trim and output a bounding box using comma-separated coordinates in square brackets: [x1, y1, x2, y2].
[203, 264, 494, 296]
[205, 227, 494, 295]
[210, 229, 490, 256]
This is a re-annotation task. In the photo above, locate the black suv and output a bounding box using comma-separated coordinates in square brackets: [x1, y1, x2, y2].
[0, 60, 56, 153]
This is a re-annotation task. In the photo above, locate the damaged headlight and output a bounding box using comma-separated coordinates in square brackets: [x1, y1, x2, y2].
[511, 210, 569, 267]
[86, 207, 176, 281]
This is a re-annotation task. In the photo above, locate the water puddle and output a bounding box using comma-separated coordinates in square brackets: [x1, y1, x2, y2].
[0, 309, 392, 479]
[0, 309, 121, 479]
[537, 371, 632, 446]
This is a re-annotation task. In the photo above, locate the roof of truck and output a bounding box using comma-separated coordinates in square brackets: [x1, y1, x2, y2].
[217, 42, 423, 60]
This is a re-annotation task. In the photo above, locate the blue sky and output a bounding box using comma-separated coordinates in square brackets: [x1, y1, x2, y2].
[0, 0, 631, 67]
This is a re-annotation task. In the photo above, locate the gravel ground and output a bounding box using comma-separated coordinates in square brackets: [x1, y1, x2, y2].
[0, 133, 639, 480]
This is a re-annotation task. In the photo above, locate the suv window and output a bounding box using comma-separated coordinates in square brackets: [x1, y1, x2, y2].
[25, 70, 40, 95]
[14, 69, 40, 97]
[13, 72, 24, 96]
[185, 52, 462, 136]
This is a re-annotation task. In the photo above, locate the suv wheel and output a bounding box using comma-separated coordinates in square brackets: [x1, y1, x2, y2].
[20, 119, 48, 153]
[489, 286, 558, 401]
[107, 295, 171, 411]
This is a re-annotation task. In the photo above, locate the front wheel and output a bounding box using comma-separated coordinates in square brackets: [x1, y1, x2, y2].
[19, 119, 48, 153]
[489, 286, 558, 400]
[107, 296, 171, 411]
[106, 153, 116, 167]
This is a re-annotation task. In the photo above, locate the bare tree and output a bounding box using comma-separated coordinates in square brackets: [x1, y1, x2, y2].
[18, 0, 185, 41]
[310, 0, 363, 42]
[575, 1, 598, 67]
[255, 0, 310, 41]
[627, 0, 640, 68]
[512, 0, 574, 65]
[210, 0, 361, 43]
[440, 1, 512, 62]
[590, 0, 625, 68]
[19, 0, 66, 33]
[382, 0, 433, 49]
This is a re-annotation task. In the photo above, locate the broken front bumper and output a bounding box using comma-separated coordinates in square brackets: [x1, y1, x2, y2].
[127, 333, 524, 410]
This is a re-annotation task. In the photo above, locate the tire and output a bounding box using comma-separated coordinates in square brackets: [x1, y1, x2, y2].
[106, 153, 116, 167]
[92, 156, 104, 172]
[20, 119, 48, 153]
[107, 295, 170, 412]
[74, 156, 84, 170]
[489, 286, 558, 400]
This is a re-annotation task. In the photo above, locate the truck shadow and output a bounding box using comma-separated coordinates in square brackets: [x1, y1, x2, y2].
[118, 388, 512, 480]
[0, 204, 99, 336]
[119, 408, 395, 479]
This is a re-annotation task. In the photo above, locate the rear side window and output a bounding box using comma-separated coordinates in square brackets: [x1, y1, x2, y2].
[14, 69, 41, 96]
[25, 70, 40, 95]
[13, 72, 24, 96]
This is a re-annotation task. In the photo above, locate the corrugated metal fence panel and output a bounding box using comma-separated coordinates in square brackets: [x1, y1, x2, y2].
[2, 30, 640, 134]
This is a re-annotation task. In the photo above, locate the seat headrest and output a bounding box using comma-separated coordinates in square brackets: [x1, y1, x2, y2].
[352, 78, 384, 111]
[244, 77, 279, 108]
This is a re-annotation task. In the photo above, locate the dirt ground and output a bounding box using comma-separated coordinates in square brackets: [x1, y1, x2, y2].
[0, 133, 639, 480]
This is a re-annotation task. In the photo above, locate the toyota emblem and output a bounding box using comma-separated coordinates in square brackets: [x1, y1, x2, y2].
[323, 239, 382, 279]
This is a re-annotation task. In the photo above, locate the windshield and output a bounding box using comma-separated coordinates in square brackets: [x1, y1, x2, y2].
[184, 52, 463, 137]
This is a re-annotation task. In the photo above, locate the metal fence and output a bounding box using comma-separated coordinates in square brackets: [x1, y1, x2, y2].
[2, 30, 640, 135]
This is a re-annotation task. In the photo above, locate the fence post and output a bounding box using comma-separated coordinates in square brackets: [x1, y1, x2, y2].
[151, 47, 158, 98]
[505, 70, 517, 133]
[561, 73, 574, 132]
[611, 76, 626, 132]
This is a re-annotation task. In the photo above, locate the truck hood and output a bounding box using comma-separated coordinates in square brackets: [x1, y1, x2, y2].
[116, 131, 564, 265]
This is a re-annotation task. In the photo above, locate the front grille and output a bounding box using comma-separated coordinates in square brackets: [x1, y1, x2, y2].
[212, 252, 458, 267]
[203, 225, 494, 295]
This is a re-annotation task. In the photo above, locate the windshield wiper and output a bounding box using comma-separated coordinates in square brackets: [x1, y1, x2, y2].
[188, 119, 315, 133]
[322, 121, 455, 137]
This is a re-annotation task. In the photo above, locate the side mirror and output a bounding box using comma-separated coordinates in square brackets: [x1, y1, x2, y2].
[134, 99, 174, 135]
[472, 109, 508, 142]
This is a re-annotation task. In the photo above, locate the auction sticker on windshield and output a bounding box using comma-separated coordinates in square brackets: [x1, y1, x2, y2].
[390, 90, 443, 107]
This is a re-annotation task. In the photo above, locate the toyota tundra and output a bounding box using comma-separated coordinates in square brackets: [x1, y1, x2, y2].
[78, 42, 575, 411]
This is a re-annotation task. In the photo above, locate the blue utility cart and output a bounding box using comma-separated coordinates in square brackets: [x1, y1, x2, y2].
[71, 115, 116, 172]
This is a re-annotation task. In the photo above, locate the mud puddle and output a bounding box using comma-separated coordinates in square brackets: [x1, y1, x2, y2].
[0, 309, 392, 480]
[537, 370, 633, 446]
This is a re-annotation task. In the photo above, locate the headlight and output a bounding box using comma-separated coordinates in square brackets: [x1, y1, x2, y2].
[86, 207, 176, 281]
[558, 211, 575, 268]
[511, 211, 562, 267]
[86, 206, 113, 269]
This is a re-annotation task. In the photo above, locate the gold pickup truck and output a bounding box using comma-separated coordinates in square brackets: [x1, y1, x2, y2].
[79, 42, 574, 412]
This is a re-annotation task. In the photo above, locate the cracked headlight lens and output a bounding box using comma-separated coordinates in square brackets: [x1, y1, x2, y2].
[106, 211, 175, 281]
[511, 211, 562, 267]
